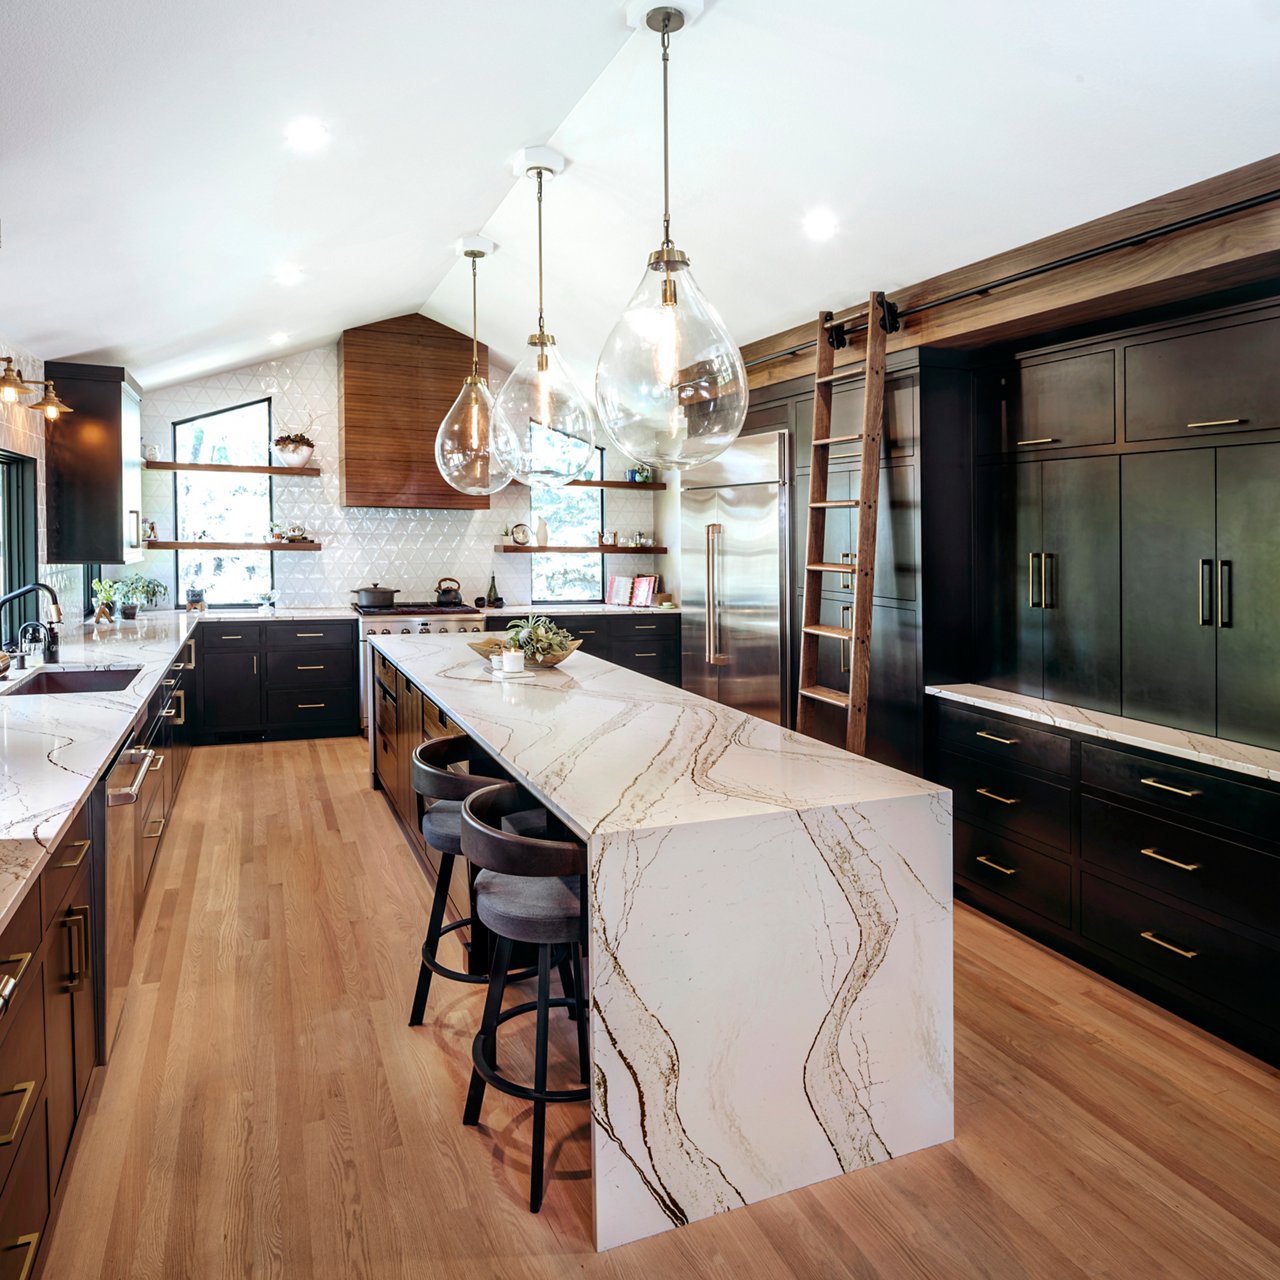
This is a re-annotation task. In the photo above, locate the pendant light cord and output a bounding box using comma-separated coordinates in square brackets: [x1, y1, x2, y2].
[536, 167, 547, 338]
[661, 13, 672, 248]
[470, 255, 479, 377]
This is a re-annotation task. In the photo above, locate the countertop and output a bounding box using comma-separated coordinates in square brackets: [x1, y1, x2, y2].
[928, 683, 1280, 785]
[372, 633, 944, 840]
[476, 603, 681, 617]
[0, 606, 356, 930]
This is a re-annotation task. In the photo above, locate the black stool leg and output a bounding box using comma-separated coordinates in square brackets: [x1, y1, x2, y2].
[409, 851, 456, 1026]
[464, 934, 512, 1127]
[570, 943, 589, 1085]
[556, 946, 577, 1022]
[530, 943, 552, 1213]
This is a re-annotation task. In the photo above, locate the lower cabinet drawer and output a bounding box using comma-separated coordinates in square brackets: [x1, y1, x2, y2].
[0, 1091, 49, 1278]
[39, 806, 92, 931]
[938, 702, 1072, 776]
[1081, 873, 1280, 1029]
[938, 750, 1071, 852]
[0, 976, 46, 1193]
[266, 621, 355, 649]
[265, 647, 354, 688]
[267, 688, 356, 727]
[611, 613, 680, 640]
[611, 638, 679, 681]
[955, 821, 1071, 927]
[0, 889, 42, 1038]
[1081, 795, 1280, 936]
[201, 623, 263, 651]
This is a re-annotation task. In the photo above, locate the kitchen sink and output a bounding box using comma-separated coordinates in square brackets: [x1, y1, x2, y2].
[2, 666, 144, 695]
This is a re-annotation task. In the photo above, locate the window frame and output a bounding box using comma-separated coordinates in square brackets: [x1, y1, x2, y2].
[529, 447, 606, 605]
[0, 448, 38, 639]
[170, 397, 275, 609]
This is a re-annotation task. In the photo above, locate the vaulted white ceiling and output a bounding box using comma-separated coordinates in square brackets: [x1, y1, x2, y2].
[2, 1, 1277, 390]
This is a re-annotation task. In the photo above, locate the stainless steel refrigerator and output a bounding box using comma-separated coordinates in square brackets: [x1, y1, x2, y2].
[680, 430, 789, 723]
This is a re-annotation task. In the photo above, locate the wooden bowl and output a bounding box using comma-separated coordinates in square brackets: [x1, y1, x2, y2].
[467, 638, 582, 667]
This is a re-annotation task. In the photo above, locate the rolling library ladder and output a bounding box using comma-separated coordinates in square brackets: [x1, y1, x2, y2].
[797, 292, 900, 754]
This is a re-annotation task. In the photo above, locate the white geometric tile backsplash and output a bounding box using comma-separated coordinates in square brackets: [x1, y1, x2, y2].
[119, 343, 660, 608]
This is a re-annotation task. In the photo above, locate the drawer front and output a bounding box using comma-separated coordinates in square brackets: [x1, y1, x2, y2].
[266, 620, 356, 650]
[937, 750, 1071, 852]
[1080, 742, 1280, 841]
[1081, 872, 1280, 1029]
[0, 1089, 49, 1280]
[0, 968, 46, 1194]
[1081, 795, 1280, 936]
[265, 647, 355, 689]
[39, 804, 92, 931]
[937, 702, 1071, 776]
[0, 888, 42, 1047]
[611, 638, 680, 681]
[611, 613, 680, 640]
[554, 616, 610, 657]
[266, 687, 357, 728]
[421, 696, 463, 742]
[200, 623, 263, 651]
[373, 649, 397, 690]
[1012, 349, 1116, 451]
[955, 821, 1070, 927]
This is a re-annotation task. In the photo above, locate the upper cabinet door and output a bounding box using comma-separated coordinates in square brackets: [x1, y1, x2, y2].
[1041, 455, 1120, 713]
[120, 384, 143, 563]
[1215, 442, 1280, 749]
[1124, 314, 1280, 442]
[1010, 350, 1116, 452]
[1120, 450, 1216, 734]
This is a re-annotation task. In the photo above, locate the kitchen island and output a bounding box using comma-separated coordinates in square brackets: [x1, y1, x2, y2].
[369, 633, 953, 1251]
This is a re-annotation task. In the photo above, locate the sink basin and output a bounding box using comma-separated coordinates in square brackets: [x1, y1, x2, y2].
[2, 666, 143, 695]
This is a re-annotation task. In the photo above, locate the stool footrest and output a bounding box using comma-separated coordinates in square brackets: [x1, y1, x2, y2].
[420, 918, 537, 986]
[471, 999, 590, 1106]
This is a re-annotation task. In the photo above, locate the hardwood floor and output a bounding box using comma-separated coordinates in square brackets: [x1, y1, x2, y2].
[43, 738, 1280, 1279]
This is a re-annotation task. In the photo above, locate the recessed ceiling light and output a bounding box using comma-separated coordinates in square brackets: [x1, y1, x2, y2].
[269, 332, 290, 347]
[284, 116, 330, 153]
[273, 263, 305, 287]
[802, 207, 839, 242]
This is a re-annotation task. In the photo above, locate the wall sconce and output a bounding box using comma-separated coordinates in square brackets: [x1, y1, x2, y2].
[25, 381, 74, 421]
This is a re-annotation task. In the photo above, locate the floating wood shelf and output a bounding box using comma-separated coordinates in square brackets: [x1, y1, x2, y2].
[564, 479, 667, 490]
[144, 460, 321, 478]
[493, 544, 667, 555]
[145, 540, 323, 552]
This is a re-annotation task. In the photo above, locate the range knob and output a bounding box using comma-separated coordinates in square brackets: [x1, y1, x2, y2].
[418, 623, 430, 634]
[400, 626, 411, 634]
[380, 627, 391, 635]
[471, 625, 482, 633]
[437, 624, 450, 633]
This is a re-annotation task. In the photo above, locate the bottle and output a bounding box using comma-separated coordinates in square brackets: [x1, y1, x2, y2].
[486, 573, 498, 607]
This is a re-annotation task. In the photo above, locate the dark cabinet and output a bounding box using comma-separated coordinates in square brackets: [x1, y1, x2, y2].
[1010, 349, 1116, 451]
[200, 650, 262, 731]
[483, 613, 681, 686]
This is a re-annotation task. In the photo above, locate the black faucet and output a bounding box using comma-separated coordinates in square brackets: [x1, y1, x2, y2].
[0, 582, 62, 655]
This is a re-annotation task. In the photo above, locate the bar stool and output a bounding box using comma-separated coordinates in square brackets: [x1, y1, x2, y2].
[460, 782, 590, 1213]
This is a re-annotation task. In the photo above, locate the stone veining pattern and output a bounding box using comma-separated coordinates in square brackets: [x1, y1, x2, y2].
[374, 634, 953, 1251]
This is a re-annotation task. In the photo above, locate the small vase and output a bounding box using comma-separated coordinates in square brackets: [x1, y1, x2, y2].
[273, 444, 314, 469]
[120, 603, 139, 620]
[534, 515, 549, 547]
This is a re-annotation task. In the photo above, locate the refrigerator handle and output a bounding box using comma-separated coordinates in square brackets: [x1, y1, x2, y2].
[706, 522, 729, 666]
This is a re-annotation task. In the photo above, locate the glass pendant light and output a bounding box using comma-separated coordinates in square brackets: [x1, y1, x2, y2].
[435, 241, 516, 495]
[25, 381, 73, 422]
[0, 357, 36, 404]
[595, 6, 747, 472]
[492, 155, 599, 487]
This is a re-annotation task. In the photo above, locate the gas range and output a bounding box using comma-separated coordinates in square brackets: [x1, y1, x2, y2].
[351, 601, 480, 618]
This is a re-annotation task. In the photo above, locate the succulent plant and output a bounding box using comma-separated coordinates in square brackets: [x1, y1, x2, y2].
[504, 614, 575, 661]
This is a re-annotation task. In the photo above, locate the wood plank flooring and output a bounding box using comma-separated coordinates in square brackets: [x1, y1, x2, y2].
[43, 738, 1280, 1279]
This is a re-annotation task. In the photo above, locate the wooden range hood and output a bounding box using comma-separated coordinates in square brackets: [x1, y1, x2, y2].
[339, 312, 489, 509]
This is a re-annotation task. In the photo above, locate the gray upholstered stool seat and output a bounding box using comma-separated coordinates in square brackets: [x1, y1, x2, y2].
[421, 800, 463, 855]
[474, 869, 582, 945]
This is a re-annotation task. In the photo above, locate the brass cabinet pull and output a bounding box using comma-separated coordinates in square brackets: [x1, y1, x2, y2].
[1187, 418, 1246, 429]
[149, 754, 165, 772]
[0, 1080, 35, 1146]
[840, 549, 853, 590]
[129, 509, 142, 549]
[184, 639, 196, 668]
[1041, 551, 1053, 610]
[839, 604, 852, 673]
[144, 818, 166, 841]
[634, 652, 658, 658]
[1027, 552, 1042, 608]
[0, 954, 32, 1017]
[1140, 776, 1201, 798]
[634, 624, 657, 630]
[6, 1232, 39, 1280]
[160, 706, 177, 718]
[975, 787, 1019, 805]
[975, 854, 1017, 876]
[578, 629, 597, 635]
[221, 635, 243, 640]
[976, 730, 1018, 745]
[296, 632, 325, 638]
[1139, 846, 1200, 872]
[56, 838, 91, 869]
[252, 655, 258, 676]
[1140, 930, 1198, 959]
[162, 677, 177, 687]
[1198, 558, 1214, 626]
[65, 906, 92, 992]
[296, 664, 325, 671]
[298, 702, 326, 709]
[1016, 437, 1058, 446]
[172, 689, 186, 726]
[172, 661, 185, 671]
[1217, 559, 1232, 629]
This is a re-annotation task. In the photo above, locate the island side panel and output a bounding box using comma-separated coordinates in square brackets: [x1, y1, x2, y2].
[587, 792, 954, 1252]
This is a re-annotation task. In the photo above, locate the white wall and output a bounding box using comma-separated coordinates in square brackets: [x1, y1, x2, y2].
[125, 343, 662, 608]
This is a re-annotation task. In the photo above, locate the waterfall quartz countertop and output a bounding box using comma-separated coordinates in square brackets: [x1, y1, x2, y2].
[369, 632, 954, 1252]
[477, 603, 681, 618]
[0, 606, 353, 931]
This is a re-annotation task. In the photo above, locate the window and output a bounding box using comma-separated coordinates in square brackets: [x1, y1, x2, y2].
[172, 399, 274, 606]
[530, 449, 605, 602]
[0, 449, 37, 637]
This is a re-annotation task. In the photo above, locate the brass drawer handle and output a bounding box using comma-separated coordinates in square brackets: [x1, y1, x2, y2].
[1140, 777, 1201, 798]
[1140, 930, 1198, 959]
[1187, 418, 1245, 429]
[975, 787, 1019, 805]
[0, 954, 32, 1017]
[975, 854, 1017, 876]
[1139, 846, 1200, 872]
[57, 838, 91, 869]
[162, 677, 177, 687]
[149, 754, 166, 772]
[578, 629, 597, 635]
[1016, 437, 1058, 446]
[172, 662, 185, 672]
[161, 706, 177, 717]
[634, 652, 658, 658]
[6, 1233, 39, 1280]
[66, 906, 91, 992]
[144, 817, 166, 841]
[184, 639, 196, 668]
[0, 1080, 35, 1146]
[634, 624, 657, 630]
[975, 730, 1018, 745]
[220, 634, 243, 640]
[298, 702, 326, 709]
[297, 664, 325, 671]
[296, 632, 326, 638]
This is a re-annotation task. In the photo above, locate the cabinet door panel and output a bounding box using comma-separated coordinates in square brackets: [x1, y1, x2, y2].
[849, 462, 918, 602]
[1042, 456, 1119, 712]
[1216, 442, 1280, 749]
[201, 651, 262, 729]
[1014, 350, 1116, 450]
[1120, 450, 1216, 733]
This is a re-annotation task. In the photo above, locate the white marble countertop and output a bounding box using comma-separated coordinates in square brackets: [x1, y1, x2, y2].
[928, 683, 1280, 785]
[478, 603, 681, 617]
[373, 634, 944, 840]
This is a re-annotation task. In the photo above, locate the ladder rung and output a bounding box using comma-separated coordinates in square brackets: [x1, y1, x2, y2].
[806, 561, 856, 573]
[810, 500, 860, 508]
[814, 371, 863, 386]
[812, 434, 864, 446]
[803, 625, 853, 640]
[799, 684, 851, 708]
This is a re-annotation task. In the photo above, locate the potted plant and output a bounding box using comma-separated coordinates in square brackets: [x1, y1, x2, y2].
[91, 576, 117, 622]
[503, 615, 581, 667]
[269, 520, 286, 542]
[273, 431, 315, 468]
[117, 573, 169, 620]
